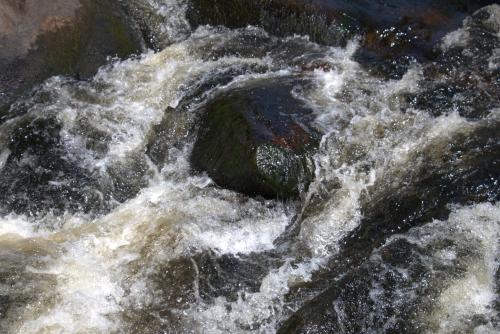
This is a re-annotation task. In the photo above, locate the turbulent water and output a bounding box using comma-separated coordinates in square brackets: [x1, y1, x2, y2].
[0, 1, 499, 333]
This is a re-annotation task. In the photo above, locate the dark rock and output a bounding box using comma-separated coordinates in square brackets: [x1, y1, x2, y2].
[193, 251, 284, 302]
[190, 77, 320, 199]
[0, 112, 150, 216]
[0, 115, 105, 215]
[0, 0, 144, 122]
[280, 119, 500, 332]
[145, 65, 262, 168]
[279, 222, 489, 333]
[411, 4, 500, 119]
[352, 121, 500, 259]
[349, 0, 497, 78]
[187, 0, 360, 47]
[186, 0, 496, 78]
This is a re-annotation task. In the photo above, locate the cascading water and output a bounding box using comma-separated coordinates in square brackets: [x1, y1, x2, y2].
[0, 1, 498, 333]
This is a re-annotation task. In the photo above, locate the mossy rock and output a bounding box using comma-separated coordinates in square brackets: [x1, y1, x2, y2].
[191, 77, 320, 199]
[0, 0, 143, 121]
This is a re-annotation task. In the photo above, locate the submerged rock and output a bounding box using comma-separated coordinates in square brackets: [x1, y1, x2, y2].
[0, 115, 100, 215]
[123, 250, 284, 333]
[276, 7, 500, 330]
[0, 112, 150, 216]
[352, 0, 496, 78]
[187, 0, 359, 47]
[280, 203, 499, 333]
[279, 118, 500, 332]
[191, 77, 320, 199]
[412, 4, 500, 119]
[0, 0, 143, 121]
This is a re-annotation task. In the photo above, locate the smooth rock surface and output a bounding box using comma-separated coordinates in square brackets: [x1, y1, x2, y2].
[0, 0, 143, 121]
[191, 77, 320, 199]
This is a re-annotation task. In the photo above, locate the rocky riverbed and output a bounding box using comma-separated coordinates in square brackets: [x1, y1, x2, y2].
[0, 1, 498, 333]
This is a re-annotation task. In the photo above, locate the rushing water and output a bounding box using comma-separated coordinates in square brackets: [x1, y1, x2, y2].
[0, 1, 499, 333]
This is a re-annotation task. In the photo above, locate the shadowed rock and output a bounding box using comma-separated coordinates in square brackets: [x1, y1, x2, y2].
[187, 0, 497, 78]
[0, 0, 144, 122]
[187, 0, 360, 47]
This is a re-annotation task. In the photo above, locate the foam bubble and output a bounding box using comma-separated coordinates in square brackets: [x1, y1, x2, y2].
[426, 203, 499, 333]
[0, 214, 37, 239]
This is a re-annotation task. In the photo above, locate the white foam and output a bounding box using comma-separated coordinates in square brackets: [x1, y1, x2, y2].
[0, 148, 10, 171]
[186, 258, 324, 333]
[489, 48, 500, 71]
[440, 28, 470, 50]
[481, 4, 500, 37]
[18, 239, 126, 333]
[296, 46, 480, 258]
[31, 29, 271, 177]
[9, 173, 294, 332]
[189, 209, 290, 255]
[427, 203, 499, 333]
[0, 214, 37, 239]
[147, 0, 191, 43]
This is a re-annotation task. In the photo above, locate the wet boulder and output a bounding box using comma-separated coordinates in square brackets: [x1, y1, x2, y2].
[0, 0, 143, 121]
[411, 4, 500, 119]
[279, 118, 500, 332]
[190, 77, 320, 199]
[0, 110, 150, 216]
[279, 208, 498, 333]
[0, 115, 103, 215]
[351, 0, 496, 78]
[187, 0, 496, 78]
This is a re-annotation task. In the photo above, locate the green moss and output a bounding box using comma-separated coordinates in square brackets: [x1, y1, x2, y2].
[255, 144, 314, 198]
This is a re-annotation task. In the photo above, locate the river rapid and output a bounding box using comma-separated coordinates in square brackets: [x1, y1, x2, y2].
[0, 1, 498, 333]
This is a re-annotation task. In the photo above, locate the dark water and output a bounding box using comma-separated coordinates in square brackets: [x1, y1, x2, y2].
[0, 1, 498, 333]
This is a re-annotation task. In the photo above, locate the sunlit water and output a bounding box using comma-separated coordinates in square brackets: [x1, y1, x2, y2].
[0, 1, 498, 333]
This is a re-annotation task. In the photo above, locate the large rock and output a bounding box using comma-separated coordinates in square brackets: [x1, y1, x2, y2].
[0, 0, 143, 121]
[190, 77, 320, 199]
[279, 205, 499, 333]
[187, 0, 497, 78]
[410, 4, 500, 119]
[279, 118, 500, 332]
